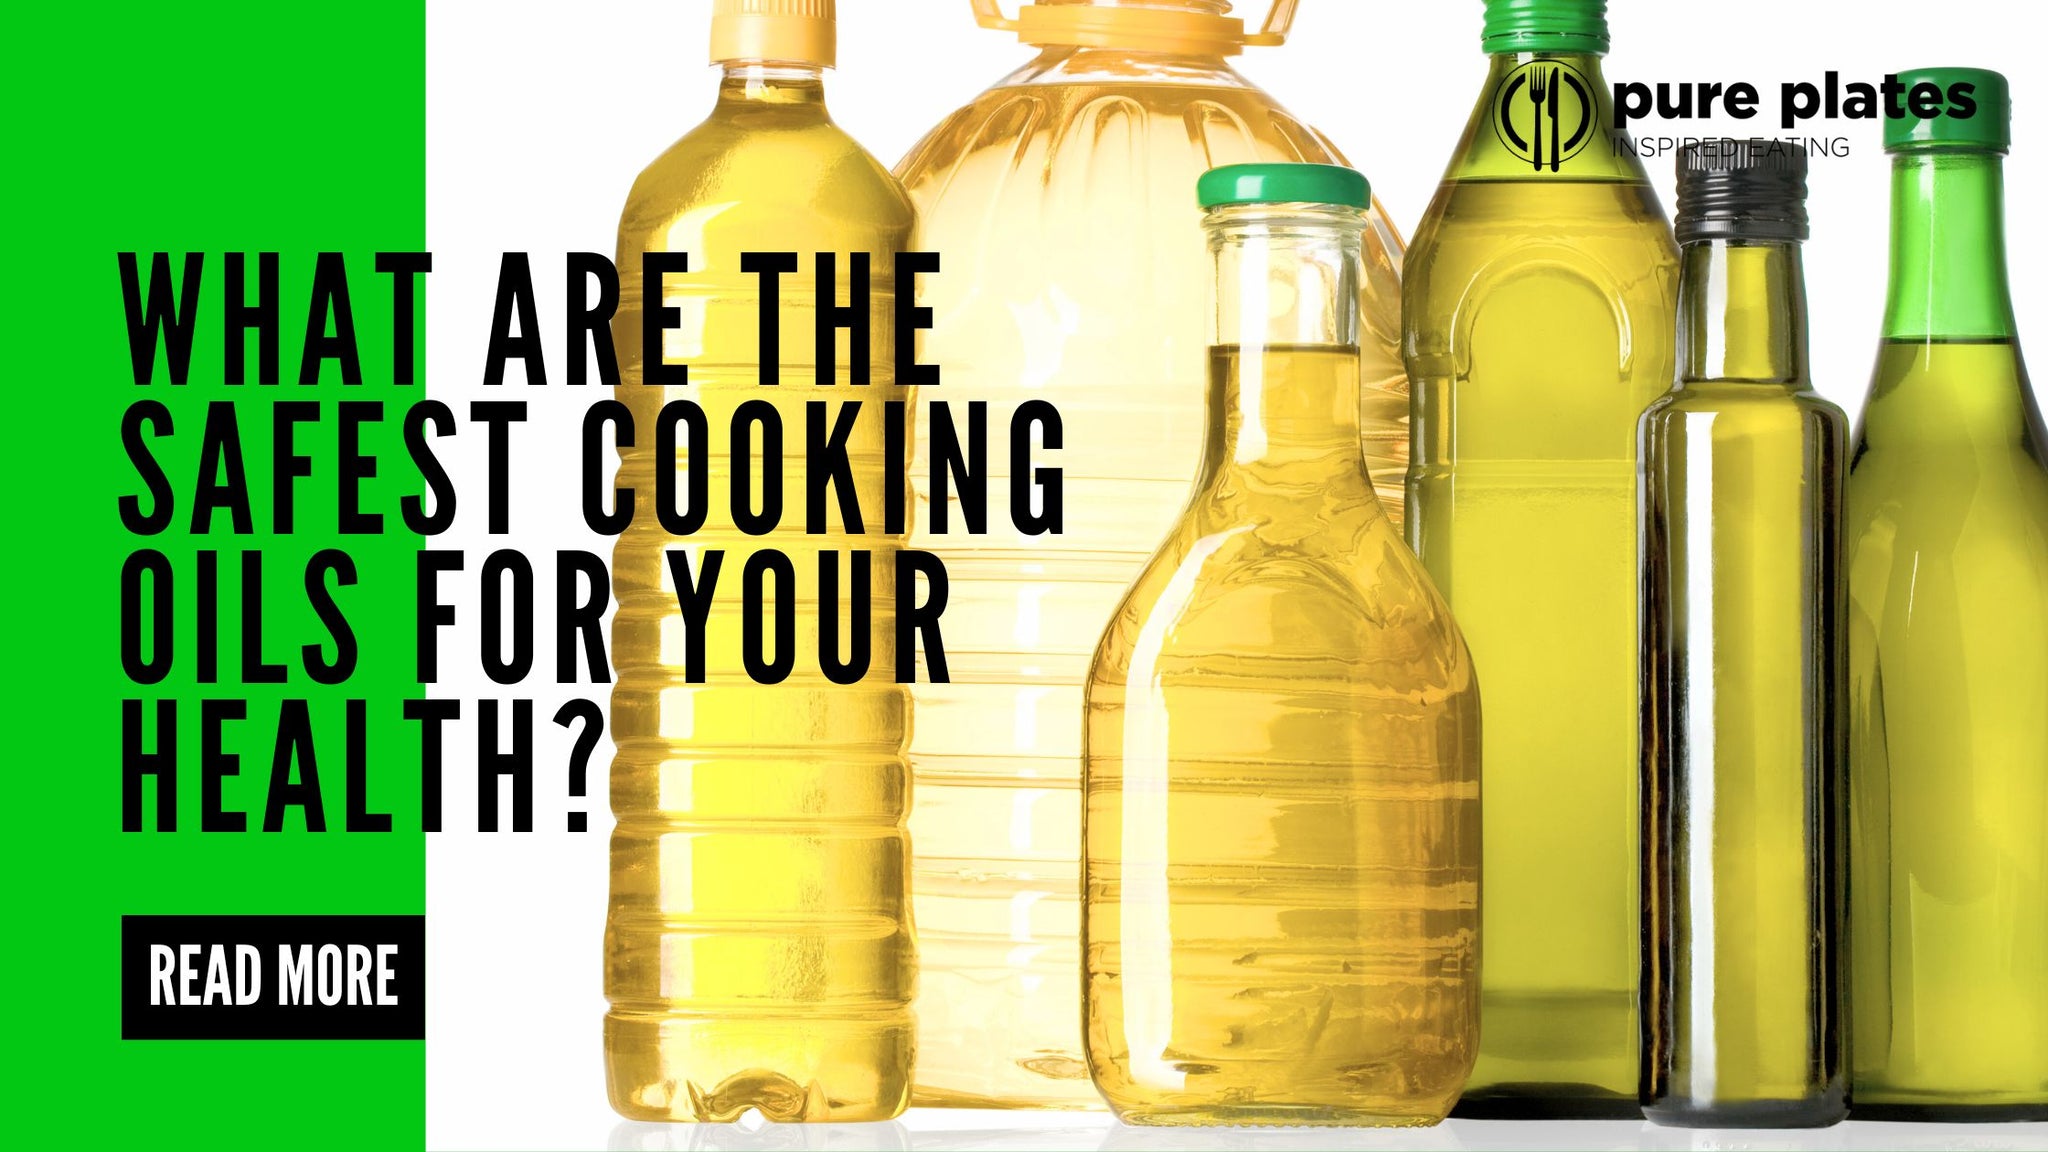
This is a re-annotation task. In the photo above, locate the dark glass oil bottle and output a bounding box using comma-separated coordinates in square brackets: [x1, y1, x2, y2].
[1845, 68, 2048, 1121]
[1639, 140, 1848, 1128]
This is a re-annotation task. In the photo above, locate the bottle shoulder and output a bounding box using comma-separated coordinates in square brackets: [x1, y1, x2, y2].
[1426, 54, 1668, 189]
[894, 71, 1338, 193]
[1089, 506, 1473, 688]
[1399, 179, 1680, 427]
[1646, 383, 1849, 423]
[1408, 180, 1678, 264]
[619, 105, 912, 250]
[890, 71, 1408, 262]
[1401, 182, 1679, 352]
[1852, 341, 2043, 444]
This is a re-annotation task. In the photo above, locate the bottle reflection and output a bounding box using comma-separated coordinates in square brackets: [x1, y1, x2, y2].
[610, 1120, 911, 1152]
[607, 1117, 2048, 1151]
[1097, 1119, 1468, 1151]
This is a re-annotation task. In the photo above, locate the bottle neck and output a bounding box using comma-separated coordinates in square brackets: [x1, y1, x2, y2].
[1206, 204, 1363, 468]
[1882, 149, 2016, 342]
[1486, 50, 1605, 76]
[716, 62, 829, 112]
[1009, 44, 1242, 87]
[1448, 52, 1644, 181]
[1679, 239, 1809, 385]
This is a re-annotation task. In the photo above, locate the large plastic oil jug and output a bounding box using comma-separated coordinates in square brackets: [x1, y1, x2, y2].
[894, 0, 1408, 1108]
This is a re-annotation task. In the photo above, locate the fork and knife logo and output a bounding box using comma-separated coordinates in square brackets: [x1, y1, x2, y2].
[1495, 60, 1596, 170]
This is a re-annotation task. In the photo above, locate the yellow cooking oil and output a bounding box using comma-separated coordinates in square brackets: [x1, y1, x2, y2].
[1085, 347, 1482, 1126]
[893, 0, 1408, 1108]
[1402, 5, 1680, 1113]
[602, 0, 916, 1123]
[1084, 167, 1478, 1127]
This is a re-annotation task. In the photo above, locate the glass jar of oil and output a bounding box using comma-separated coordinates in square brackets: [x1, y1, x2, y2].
[1083, 162, 1481, 1127]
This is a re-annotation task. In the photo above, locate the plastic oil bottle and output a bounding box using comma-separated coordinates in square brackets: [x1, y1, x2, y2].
[893, 0, 1408, 1108]
[603, 0, 917, 1122]
[1846, 67, 2048, 1121]
[1402, 0, 1678, 1115]
[1083, 163, 1480, 1127]
[1638, 140, 1848, 1128]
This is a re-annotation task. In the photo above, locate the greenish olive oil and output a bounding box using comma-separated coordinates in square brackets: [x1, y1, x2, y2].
[1846, 69, 2048, 1121]
[1404, 36, 1679, 1110]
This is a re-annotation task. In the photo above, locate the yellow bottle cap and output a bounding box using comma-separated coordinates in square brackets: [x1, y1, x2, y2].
[711, 0, 836, 68]
[970, 0, 1297, 56]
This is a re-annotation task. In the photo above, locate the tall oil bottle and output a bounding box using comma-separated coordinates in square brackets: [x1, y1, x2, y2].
[1639, 139, 1848, 1129]
[1845, 67, 2048, 1122]
[603, 0, 918, 1122]
[1402, 0, 1679, 1114]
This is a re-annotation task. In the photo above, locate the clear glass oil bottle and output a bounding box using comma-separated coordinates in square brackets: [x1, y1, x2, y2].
[603, 0, 917, 1122]
[893, 0, 1408, 1108]
[1846, 67, 2048, 1121]
[1639, 139, 1848, 1128]
[1402, 0, 1678, 1115]
[1082, 163, 1481, 1127]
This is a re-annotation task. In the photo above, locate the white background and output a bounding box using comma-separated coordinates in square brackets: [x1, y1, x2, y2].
[422, 2, 2048, 1149]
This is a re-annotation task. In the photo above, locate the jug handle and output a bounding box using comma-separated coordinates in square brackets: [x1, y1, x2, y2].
[1242, 0, 1299, 46]
[969, 0, 1020, 32]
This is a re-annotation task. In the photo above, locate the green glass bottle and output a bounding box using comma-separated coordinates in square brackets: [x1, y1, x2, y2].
[1640, 139, 1847, 1128]
[1846, 67, 2048, 1121]
[1404, 0, 1678, 1115]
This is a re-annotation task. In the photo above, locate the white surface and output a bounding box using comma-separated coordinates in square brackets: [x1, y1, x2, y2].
[603, 1113, 2048, 1151]
[422, 2, 2047, 1148]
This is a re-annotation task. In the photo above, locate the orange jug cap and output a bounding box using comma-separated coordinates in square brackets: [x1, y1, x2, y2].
[711, 0, 836, 68]
[970, 0, 1298, 56]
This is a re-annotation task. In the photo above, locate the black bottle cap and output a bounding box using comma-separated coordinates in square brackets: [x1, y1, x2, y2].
[1675, 138, 1810, 245]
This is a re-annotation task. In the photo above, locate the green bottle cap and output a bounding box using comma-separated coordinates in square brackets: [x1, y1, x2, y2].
[1481, 0, 1609, 56]
[1196, 163, 1370, 210]
[1885, 67, 2011, 152]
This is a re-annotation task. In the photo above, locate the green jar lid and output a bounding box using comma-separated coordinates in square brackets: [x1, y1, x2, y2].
[1482, 0, 1609, 56]
[1197, 163, 1370, 210]
[1885, 67, 2011, 152]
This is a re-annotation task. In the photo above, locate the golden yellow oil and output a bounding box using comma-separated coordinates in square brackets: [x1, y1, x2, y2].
[603, 67, 916, 1123]
[1404, 178, 1679, 1108]
[1083, 344, 1480, 1127]
[895, 60, 1408, 1110]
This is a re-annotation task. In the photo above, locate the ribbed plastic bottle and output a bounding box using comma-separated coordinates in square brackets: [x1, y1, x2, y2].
[1639, 140, 1848, 1129]
[893, 0, 1408, 1108]
[1403, 0, 1678, 1116]
[1846, 67, 2048, 1121]
[1083, 162, 1481, 1127]
[603, 0, 917, 1122]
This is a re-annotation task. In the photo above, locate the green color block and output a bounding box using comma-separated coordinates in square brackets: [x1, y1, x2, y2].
[3, 2, 427, 1147]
